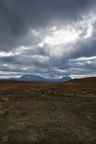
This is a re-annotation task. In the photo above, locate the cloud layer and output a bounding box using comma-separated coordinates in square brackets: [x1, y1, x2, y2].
[0, 0, 96, 79]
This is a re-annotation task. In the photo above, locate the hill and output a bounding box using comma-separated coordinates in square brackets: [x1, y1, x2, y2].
[69, 77, 96, 83]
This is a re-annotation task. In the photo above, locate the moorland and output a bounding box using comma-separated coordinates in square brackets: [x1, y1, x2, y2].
[0, 77, 96, 144]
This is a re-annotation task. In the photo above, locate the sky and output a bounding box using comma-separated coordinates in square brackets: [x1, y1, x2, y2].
[0, 0, 96, 79]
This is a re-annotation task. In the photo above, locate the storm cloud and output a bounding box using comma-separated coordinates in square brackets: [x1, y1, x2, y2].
[0, 0, 96, 79]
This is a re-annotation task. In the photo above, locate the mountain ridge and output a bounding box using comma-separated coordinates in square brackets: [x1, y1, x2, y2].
[10, 74, 72, 82]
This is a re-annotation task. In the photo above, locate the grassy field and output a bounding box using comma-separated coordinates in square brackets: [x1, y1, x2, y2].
[0, 80, 96, 144]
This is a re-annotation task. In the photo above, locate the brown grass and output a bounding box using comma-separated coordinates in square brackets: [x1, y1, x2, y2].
[0, 79, 96, 144]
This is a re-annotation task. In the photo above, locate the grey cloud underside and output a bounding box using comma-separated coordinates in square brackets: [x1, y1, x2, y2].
[0, 0, 96, 78]
[0, 0, 96, 50]
[0, 51, 96, 78]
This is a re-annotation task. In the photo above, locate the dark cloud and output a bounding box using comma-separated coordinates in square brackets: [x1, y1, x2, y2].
[0, 0, 96, 51]
[0, 56, 16, 63]
[0, 0, 96, 78]
[70, 58, 96, 71]
[71, 38, 96, 58]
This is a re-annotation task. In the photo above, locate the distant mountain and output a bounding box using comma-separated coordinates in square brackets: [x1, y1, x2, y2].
[58, 77, 72, 82]
[47, 76, 72, 82]
[10, 78, 18, 80]
[19, 75, 45, 81]
[10, 74, 72, 82]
